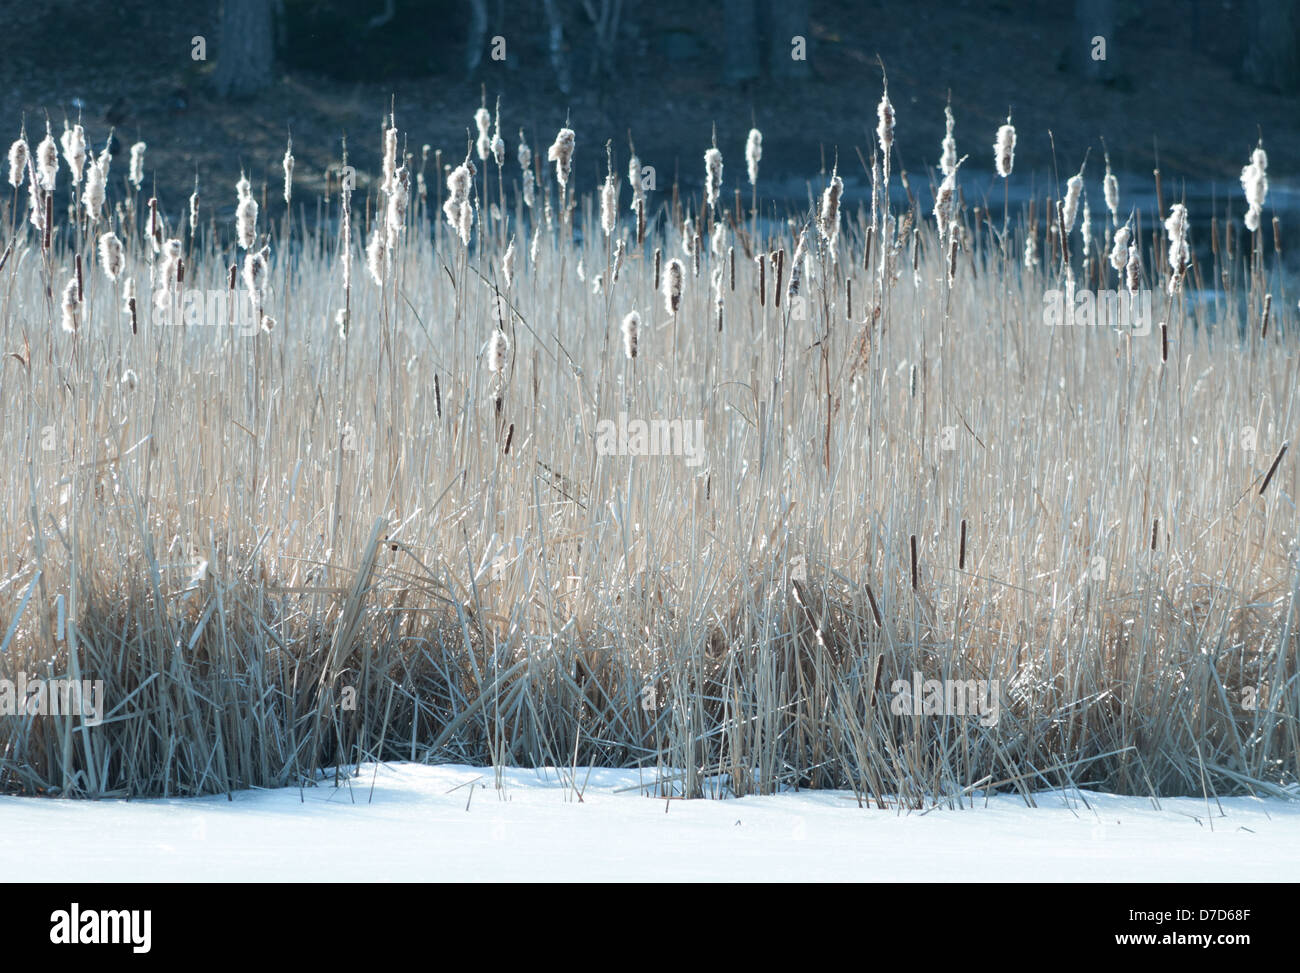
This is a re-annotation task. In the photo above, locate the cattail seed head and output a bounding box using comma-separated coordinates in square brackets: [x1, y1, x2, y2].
[1241, 144, 1268, 232]
[704, 147, 723, 209]
[128, 141, 146, 189]
[940, 103, 957, 177]
[503, 236, 516, 288]
[1103, 159, 1119, 225]
[60, 123, 86, 185]
[386, 165, 410, 250]
[745, 128, 762, 186]
[82, 158, 105, 222]
[98, 230, 124, 281]
[876, 89, 895, 157]
[1110, 224, 1131, 271]
[547, 127, 575, 189]
[36, 131, 58, 191]
[488, 327, 509, 373]
[1062, 167, 1084, 236]
[382, 123, 399, 192]
[7, 138, 27, 188]
[474, 108, 492, 162]
[994, 117, 1015, 178]
[662, 257, 684, 315]
[282, 140, 294, 205]
[621, 310, 639, 360]
[1125, 242, 1141, 295]
[60, 276, 80, 332]
[819, 172, 843, 252]
[600, 172, 617, 236]
[1164, 202, 1190, 293]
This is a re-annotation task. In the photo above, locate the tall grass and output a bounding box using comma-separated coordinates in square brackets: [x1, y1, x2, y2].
[0, 101, 1296, 806]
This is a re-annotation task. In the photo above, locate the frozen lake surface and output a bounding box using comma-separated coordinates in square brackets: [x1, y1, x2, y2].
[3, 763, 1297, 881]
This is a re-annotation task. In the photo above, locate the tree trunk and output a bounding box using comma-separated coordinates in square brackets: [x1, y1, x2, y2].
[1242, 0, 1300, 91]
[724, 0, 761, 85]
[214, 0, 274, 99]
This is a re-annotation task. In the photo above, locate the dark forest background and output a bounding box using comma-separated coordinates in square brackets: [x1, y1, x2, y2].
[2, 1, 1297, 213]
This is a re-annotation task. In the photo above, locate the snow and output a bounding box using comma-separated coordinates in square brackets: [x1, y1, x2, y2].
[3, 763, 1298, 881]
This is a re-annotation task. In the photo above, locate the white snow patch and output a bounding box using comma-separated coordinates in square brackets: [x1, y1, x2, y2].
[2, 763, 1297, 881]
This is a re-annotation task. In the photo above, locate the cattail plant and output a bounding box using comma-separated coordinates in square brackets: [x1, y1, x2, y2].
[236, 174, 258, 249]
[488, 327, 509, 373]
[128, 141, 146, 190]
[819, 170, 843, 258]
[704, 146, 723, 212]
[1241, 144, 1268, 232]
[386, 165, 410, 252]
[1110, 223, 1131, 272]
[1061, 164, 1085, 237]
[940, 100, 957, 177]
[519, 131, 535, 209]
[36, 127, 58, 191]
[282, 138, 294, 206]
[60, 275, 80, 332]
[1103, 155, 1119, 227]
[547, 127, 575, 190]
[600, 160, 617, 238]
[7, 136, 27, 188]
[443, 161, 474, 246]
[97, 231, 124, 281]
[60, 122, 86, 185]
[662, 257, 684, 315]
[621, 309, 639, 360]
[475, 107, 492, 163]
[81, 158, 105, 223]
[1164, 203, 1190, 294]
[994, 116, 1016, 178]
[745, 128, 761, 187]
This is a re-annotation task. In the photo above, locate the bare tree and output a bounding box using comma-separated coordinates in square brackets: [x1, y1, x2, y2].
[724, 0, 761, 85]
[213, 0, 275, 99]
[1242, 0, 1300, 91]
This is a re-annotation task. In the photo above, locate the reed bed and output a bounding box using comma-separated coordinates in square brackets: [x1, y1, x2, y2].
[0, 101, 1296, 806]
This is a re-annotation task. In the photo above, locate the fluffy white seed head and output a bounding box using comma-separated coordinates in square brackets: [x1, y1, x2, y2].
[128, 141, 146, 189]
[704, 147, 723, 209]
[488, 328, 509, 373]
[97, 231, 124, 281]
[474, 108, 492, 161]
[1164, 202, 1190, 293]
[1103, 161, 1119, 224]
[1241, 144, 1268, 231]
[503, 237, 516, 288]
[994, 117, 1015, 178]
[283, 142, 294, 205]
[236, 189, 258, 250]
[382, 124, 399, 193]
[7, 138, 27, 188]
[60, 123, 86, 184]
[746, 128, 762, 186]
[940, 103, 957, 178]
[82, 158, 105, 222]
[1062, 168, 1084, 236]
[662, 257, 684, 315]
[876, 90, 895, 156]
[1110, 224, 1131, 271]
[1125, 243, 1141, 295]
[61, 276, 80, 332]
[819, 173, 843, 252]
[547, 128, 575, 189]
[621, 310, 639, 360]
[36, 131, 58, 191]
[600, 172, 617, 236]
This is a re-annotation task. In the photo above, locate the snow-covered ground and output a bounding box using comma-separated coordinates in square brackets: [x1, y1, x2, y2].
[3, 763, 1298, 881]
